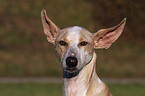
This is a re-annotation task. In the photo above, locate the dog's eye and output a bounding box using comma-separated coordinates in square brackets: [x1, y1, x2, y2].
[80, 41, 88, 46]
[59, 41, 67, 46]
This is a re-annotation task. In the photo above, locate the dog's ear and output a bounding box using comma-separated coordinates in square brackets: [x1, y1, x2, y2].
[41, 9, 60, 44]
[94, 18, 126, 49]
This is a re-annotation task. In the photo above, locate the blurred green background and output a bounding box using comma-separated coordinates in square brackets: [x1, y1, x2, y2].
[0, 0, 145, 78]
[0, 83, 145, 96]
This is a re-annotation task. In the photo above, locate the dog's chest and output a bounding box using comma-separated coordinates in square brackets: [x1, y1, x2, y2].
[64, 78, 88, 96]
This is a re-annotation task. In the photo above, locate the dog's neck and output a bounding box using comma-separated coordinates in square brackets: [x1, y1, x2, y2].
[63, 52, 103, 96]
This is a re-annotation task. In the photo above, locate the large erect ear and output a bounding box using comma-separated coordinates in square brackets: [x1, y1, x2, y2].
[94, 18, 126, 49]
[41, 9, 60, 44]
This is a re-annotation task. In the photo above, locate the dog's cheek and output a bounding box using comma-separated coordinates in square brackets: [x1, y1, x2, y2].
[85, 53, 93, 64]
[84, 48, 93, 64]
[83, 45, 94, 61]
[87, 42, 94, 56]
[79, 48, 92, 67]
[55, 46, 61, 62]
[55, 45, 64, 62]
[55, 46, 68, 65]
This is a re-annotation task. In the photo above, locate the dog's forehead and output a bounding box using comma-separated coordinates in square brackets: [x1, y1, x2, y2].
[58, 26, 93, 41]
[67, 26, 82, 33]
[67, 26, 82, 40]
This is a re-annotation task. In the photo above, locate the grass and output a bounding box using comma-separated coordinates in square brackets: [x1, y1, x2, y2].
[109, 83, 145, 96]
[0, 83, 62, 96]
[0, 83, 144, 96]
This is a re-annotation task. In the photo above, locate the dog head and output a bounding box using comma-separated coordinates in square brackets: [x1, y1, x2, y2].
[41, 9, 126, 76]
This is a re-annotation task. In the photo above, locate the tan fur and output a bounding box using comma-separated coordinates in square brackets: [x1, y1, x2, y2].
[41, 9, 126, 96]
[64, 53, 112, 96]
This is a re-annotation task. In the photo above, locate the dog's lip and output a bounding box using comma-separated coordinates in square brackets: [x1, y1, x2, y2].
[64, 67, 78, 73]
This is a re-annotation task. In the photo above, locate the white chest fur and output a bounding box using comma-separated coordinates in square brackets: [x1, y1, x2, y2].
[63, 53, 98, 96]
[64, 77, 88, 96]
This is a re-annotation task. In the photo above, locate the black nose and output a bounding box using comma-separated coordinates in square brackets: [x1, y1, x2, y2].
[66, 57, 78, 68]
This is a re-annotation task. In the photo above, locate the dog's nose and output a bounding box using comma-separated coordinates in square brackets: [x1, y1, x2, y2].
[66, 57, 78, 68]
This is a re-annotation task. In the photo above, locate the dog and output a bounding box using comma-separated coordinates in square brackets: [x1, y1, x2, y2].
[41, 9, 126, 96]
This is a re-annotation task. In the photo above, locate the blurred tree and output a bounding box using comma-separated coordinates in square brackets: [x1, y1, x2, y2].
[0, 0, 145, 77]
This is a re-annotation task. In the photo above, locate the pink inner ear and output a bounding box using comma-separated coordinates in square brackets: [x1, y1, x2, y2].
[94, 18, 126, 49]
[41, 10, 53, 39]
[101, 23, 124, 43]
[43, 22, 53, 38]
[97, 26, 123, 49]
[41, 9, 60, 44]
[101, 31, 116, 44]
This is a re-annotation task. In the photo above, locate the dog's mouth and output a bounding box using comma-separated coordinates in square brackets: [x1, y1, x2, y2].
[63, 67, 80, 78]
[64, 67, 78, 73]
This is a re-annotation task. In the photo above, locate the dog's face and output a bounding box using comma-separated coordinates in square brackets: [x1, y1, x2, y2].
[41, 9, 126, 75]
[55, 26, 94, 73]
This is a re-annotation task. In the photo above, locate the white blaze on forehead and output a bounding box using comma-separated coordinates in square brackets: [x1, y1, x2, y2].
[67, 26, 82, 45]
[68, 26, 82, 33]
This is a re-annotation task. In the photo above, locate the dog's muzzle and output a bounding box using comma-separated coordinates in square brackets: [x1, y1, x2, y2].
[66, 57, 78, 67]
[65, 56, 78, 73]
